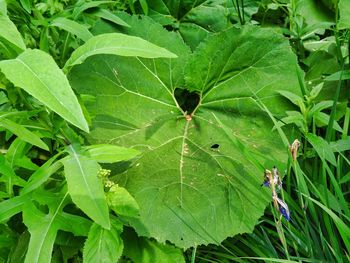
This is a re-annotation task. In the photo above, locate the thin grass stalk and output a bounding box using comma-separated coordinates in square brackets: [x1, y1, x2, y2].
[240, 0, 245, 24]
[232, 0, 244, 25]
[325, 62, 344, 142]
[191, 246, 197, 263]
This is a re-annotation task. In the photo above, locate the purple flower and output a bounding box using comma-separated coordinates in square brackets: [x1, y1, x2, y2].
[263, 180, 270, 187]
[276, 196, 290, 221]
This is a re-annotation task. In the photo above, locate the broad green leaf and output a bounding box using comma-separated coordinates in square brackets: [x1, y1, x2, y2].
[63, 146, 110, 229]
[145, 0, 258, 49]
[23, 190, 91, 263]
[64, 33, 177, 70]
[84, 144, 140, 163]
[338, 0, 350, 29]
[306, 133, 337, 166]
[107, 185, 140, 218]
[0, 0, 6, 13]
[69, 16, 301, 248]
[295, 0, 333, 27]
[0, 49, 89, 132]
[50, 17, 93, 42]
[83, 220, 123, 263]
[92, 8, 130, 27]
[147, 0, 230, 49]
[0, 117, 48, 150]
[0, 2, 26, 54]
[123, 228, 185, 263]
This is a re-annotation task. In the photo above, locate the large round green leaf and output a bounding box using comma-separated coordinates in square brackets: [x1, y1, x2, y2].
[69, 16, 300, 248]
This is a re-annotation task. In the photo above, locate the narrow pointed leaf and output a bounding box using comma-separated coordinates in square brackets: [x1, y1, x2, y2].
[0, 2, 26, 54]
[0, 49, 89, 132]
[0, 194, 30, 222]
[21, 155, 63, 195]
[303, 194, 350, 253]
[84, 144, 140, 163]
[50, 17, 93, 42]
[306, 133, 337, 166]
[23, 191, 91, 263]
[64, 33, 177, 70]
[92, 9, 130, 27]
[0, 117, 49, 150]
[23, 192, 67, 263]
[72, 1, 114, 18]
[63, 146, 110, 229]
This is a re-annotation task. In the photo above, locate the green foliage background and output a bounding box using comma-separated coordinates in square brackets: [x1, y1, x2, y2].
[0, 0, 349, 262]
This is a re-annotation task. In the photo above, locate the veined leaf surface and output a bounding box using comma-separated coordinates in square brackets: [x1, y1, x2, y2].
[83, 220, 123, 263]
[64, 33, 177, 70]
[0, 0, 26, 54]
[50, 17, 93, 42]
[0, 49, 89, 132]
[69, 16, 301, 248]
[23, 190, 91, 263]
[63, 146, 110, 229]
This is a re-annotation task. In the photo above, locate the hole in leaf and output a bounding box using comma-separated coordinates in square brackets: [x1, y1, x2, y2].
[211, 144, 220, 149]
[33, 201, 49, 214]
[174, 88, 200, 114]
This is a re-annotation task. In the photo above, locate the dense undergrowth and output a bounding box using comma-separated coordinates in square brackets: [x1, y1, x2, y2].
[0, 0, 349, 262]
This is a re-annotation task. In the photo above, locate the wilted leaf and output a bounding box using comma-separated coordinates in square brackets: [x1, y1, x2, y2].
[69, 16, 301, 248]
